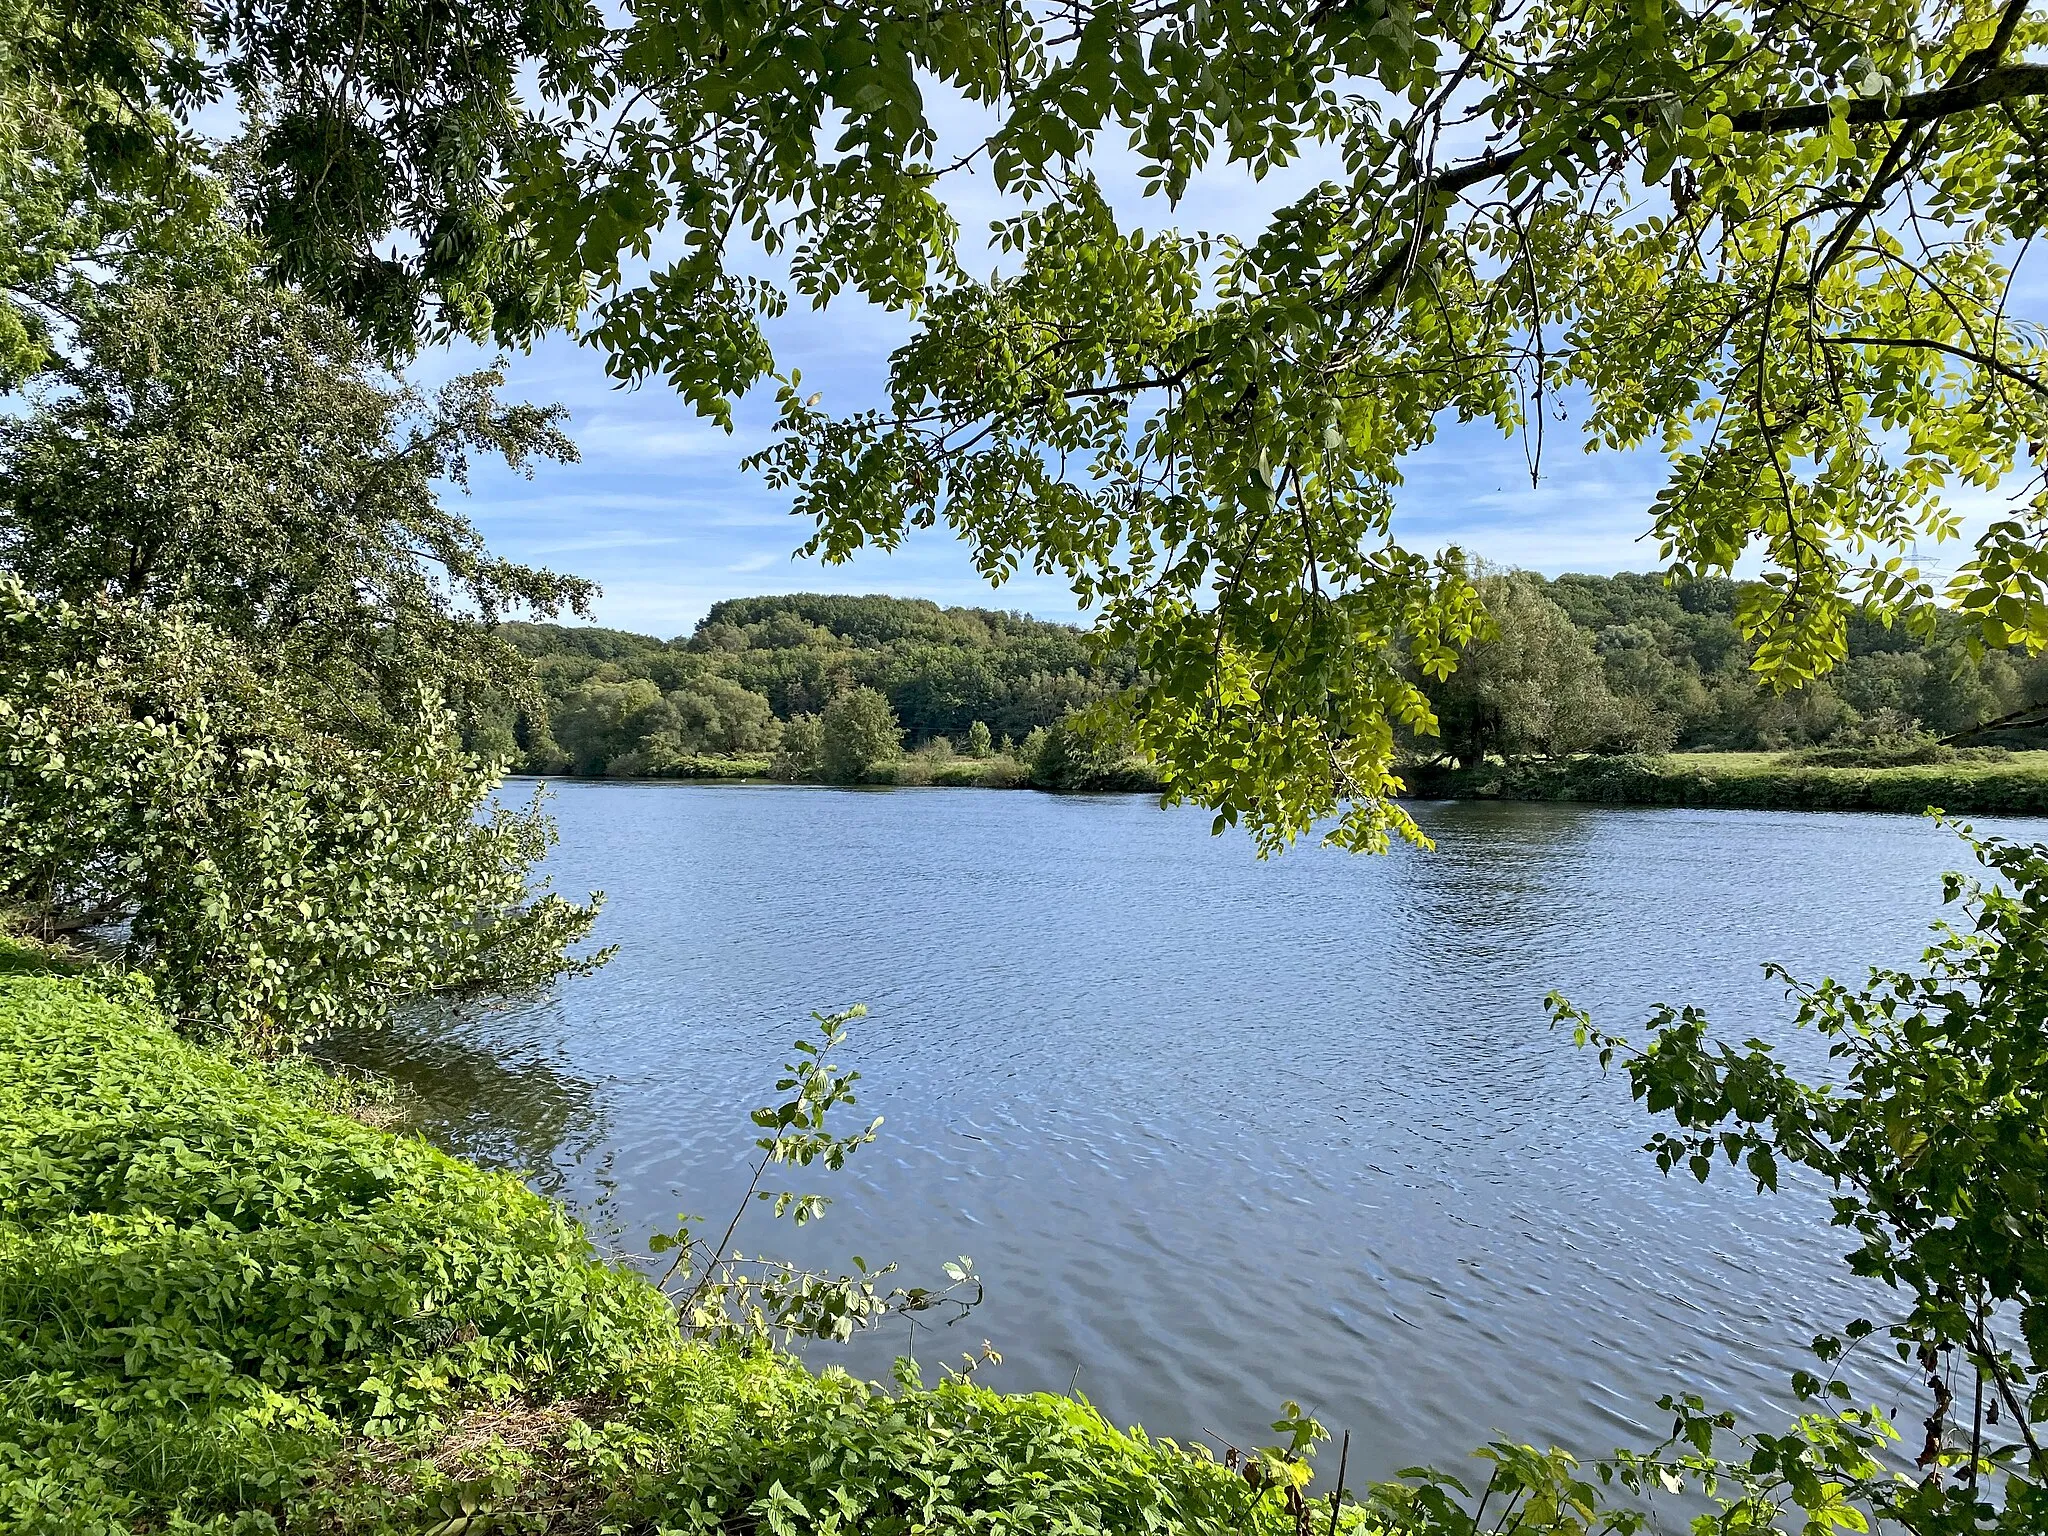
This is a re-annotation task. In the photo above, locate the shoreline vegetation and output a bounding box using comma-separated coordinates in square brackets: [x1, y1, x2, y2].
[510, 748, 2048, 817]
[8, 7, 2047, 1527]
[1401, 752, 2048, 816]
[0, 946, 1421, 1536]
[492, 582, 2048, 815]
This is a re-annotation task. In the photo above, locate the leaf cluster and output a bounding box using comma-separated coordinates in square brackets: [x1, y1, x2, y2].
[1549, 820, 2048, 1528]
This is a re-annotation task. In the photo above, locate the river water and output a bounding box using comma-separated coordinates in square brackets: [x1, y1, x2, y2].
[332, 785, 2041, 1482]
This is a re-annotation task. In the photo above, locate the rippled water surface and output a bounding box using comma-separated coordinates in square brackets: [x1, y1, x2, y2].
[334, 785, 2045, 1479]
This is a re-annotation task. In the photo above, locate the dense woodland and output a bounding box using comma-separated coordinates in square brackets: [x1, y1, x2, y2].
[486, 594, 1130, 776]
[485, 577, 2048, 779]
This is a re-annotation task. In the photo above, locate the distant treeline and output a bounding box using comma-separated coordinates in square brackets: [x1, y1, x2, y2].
[474, 592, 1134, 779]
[476, 578, 2048, 782]
[1413, 569, 2048, 765]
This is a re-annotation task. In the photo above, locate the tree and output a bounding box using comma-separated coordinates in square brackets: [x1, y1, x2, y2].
[1426, 574, 1663, 763]
[31, 0, 2048, 850]
[0, 278, 605, 1039]
[772, 713, 825, 782]
[667, 675, 781, 757]
[553, 678, 669, 775]
[820, 688, 901, 783]
[0, 280, 591, 721]
[965, 720, 993, 757]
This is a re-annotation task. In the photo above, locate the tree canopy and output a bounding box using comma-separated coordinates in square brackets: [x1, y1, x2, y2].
[0, 275, 606, 1039]
[497, 576, 2047, 777]
[16, 0, 2048, 850]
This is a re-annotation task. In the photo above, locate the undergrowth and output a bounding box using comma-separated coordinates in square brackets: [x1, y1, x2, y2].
[0, 967, 1346, 1536]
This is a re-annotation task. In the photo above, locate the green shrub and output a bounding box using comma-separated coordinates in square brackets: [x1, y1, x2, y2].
[1027, 719, 1164, 792]
[0, 587, 605, 1046]
[771, 713, 824, 780]
[605, 1355, 1308, 1536]
[977, 753, 1032, 788]
[883, 752, 935, 786]
[820, 687, 902, 782]
[0, 973, 674, 1532]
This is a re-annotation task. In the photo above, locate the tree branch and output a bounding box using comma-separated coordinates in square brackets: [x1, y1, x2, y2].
[1727, 62, 2048, 134]
[1817, 333, 2048, 399]
[1348, 63, 2048, 307]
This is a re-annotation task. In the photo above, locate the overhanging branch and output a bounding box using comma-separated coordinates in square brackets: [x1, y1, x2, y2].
[1351, 63, 2048, 304]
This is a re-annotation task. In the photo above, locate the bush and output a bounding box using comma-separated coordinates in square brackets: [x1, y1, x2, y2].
[0, 283, 606, 1046]
[0, 970, 673, 1532]
[977, 752, 1032, 788]
[883, 753, 934, 786]
[770, 713, 824, 780]
[1789, 713, 2015, 769]
[0, 588, 605, 1045]
[965, 719, 993, 756]
[1026, 718, 1162, 792]
[820, 687, 902, 782]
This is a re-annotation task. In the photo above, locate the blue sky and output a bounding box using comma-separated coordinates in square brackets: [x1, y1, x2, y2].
[407, 95, 2023, 642]
[417, 322, 1680, 642]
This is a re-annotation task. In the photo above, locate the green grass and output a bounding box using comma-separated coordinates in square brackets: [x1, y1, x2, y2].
[0, 970, 1343, 1535]
[1404, 750, 2048, 815]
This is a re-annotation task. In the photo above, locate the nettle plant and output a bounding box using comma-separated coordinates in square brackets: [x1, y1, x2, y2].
[1549, 820, 2048, 1534]
[648, 1007, 983, 1351]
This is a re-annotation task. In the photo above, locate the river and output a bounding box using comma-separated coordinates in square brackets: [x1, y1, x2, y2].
[330, 785, 2038, 1483]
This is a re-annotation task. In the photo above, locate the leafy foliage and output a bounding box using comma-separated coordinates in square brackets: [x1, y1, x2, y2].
[1549, 822, 2048, 1531]
[0, 279, 606, 1042]
[501, 591, 1128, 774]
[0, 0, 220, 384]
[504, 575, 2044, 787]
[20, 0, 2048, 852]
[1424, 573, 1665, 763]
[0, 585, 607, 1043]
[820, 686, 903, 783]
[0, 968, 1365, 1536]
[0, 968, 674, 1532]
[0, 280, 592, 717]
[650, 1007, 983, 1348]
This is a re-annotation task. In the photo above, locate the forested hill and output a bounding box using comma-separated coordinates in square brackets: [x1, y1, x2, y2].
[1430, 569, 2048, 764]
[481, 579, 2048, 779]
[485, 593, 1134, 776]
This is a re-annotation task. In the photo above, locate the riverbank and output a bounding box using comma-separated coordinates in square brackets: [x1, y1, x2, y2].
[522, 748, 2048, 816]
[1402, 750, 2048, 815]
[514, 749, 1165, 792]
[0, 952, 1329, 1534]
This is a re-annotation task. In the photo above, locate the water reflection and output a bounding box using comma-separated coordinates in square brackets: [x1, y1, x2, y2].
[319, 999, 608, 1210]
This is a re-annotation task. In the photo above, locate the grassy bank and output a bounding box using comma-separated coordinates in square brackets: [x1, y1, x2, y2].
[1403, 750, 2048, 814]
[0, 958, 1328, 1534]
